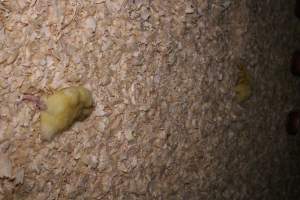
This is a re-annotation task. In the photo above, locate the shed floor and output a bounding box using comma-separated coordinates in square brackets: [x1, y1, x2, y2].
[0, 1, 299, 199]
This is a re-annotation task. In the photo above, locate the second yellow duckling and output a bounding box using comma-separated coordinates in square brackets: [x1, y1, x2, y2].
[234, 65, 252, 103]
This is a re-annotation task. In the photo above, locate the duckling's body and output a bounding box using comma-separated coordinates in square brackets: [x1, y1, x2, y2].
[234, 65, 252, 103]
[40, 86, 93, 141]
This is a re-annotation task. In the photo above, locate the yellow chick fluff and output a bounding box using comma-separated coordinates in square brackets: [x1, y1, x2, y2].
[40, 86, 93, 141]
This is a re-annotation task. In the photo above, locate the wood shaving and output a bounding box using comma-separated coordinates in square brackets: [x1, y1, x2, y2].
[0, 153, 12, 179]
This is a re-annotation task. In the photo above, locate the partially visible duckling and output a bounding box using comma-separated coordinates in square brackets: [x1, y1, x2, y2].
[286, 110, 300, 135]
[234, 65, 252, 103]
[291, 50, 300, 76]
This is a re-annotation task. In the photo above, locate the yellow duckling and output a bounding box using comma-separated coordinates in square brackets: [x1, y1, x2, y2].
[40, 86, 93, 141]
[234, 65, 252, 103]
